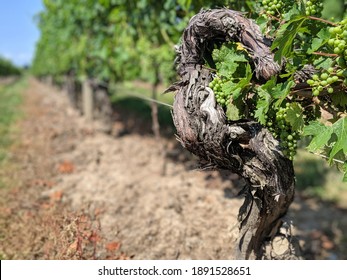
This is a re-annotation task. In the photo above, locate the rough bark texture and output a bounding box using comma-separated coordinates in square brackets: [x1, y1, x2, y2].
[91, 81, 113, 132]
[170, 9, 297, 259]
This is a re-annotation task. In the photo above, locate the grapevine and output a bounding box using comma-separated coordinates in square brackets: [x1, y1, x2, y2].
[207, 4, 347, 164]
[208, 42, 303, 160]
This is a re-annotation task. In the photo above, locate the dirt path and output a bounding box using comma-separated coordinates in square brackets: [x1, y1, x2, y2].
[1, 78, 347, 260]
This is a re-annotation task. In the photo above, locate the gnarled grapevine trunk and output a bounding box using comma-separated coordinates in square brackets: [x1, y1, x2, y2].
[170, 9, 297, 259]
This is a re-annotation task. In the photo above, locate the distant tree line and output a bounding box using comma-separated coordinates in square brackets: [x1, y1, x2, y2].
[0, 57, 21, 77]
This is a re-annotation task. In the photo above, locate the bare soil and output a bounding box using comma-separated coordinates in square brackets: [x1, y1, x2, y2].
[1, 78, 346, 260]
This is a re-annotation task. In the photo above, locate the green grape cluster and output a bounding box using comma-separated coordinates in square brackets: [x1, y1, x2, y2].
[261, 0, 284, 16]
[209, 76, 231, 106]
[265, 106, 299, 160]
[304, 0, 323, 16]
[307, 69, 339, 96]
[261, 0, 291, 17]
[328, 19, 347, 61]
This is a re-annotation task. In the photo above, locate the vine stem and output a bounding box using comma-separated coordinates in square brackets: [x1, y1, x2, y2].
[312, 51, 338, 57]
[310, 151, 345, 165]
[308, 16, 338, 26]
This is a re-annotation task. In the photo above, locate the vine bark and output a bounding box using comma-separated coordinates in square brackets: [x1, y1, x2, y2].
[169, 9, 298, 259]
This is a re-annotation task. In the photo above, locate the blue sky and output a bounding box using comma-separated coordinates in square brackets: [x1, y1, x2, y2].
[0, 0, 43, 66]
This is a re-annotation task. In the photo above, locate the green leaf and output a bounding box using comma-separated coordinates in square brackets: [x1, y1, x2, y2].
[254, 95, 270, 125]
[221, 60, 252, 100]
[308, 38, 324, 54]
[285, 102, 304, 132]
[273, 80, 295, 107]
[272, 80, 295, 99]
[331, 91, 347, 107]
[282, 4, 302, 21]
[226, 103, 240, 121]
[222, 80, 239, 98]
[232, 63, 252, 99]
[256, 16, 268, 34]
[329, 117, 347, 161]
[218, 60, 239, 78]
[253, 78, 293, 111]
[261, 76, 277, 91]
[313, 57, 334, 70]
[213, 43, 248, 78]
[255, 84, 272, 125]
[272, 16, 307, 62]
[303, 121, 333, 152]
[308, 28, 330, 54]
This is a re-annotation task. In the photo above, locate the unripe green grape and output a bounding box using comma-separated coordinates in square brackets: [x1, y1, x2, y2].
[313, 89, 320, 96]
[334, 26, 342, 34]
[338, 43, 346, 50]
[334, 47, 341, 54]
[337, 70, 344, 76]
[332, 75, 339, 81]
[321, 73, 328, 80]
[328, 39, 335, 46]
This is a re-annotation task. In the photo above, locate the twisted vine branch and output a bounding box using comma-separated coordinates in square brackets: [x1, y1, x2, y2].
[170, 9, 297, 259]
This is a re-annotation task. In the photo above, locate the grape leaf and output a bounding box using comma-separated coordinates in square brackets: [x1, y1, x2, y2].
[254, 77, 277, 125]
[217, 60, 239, 78]
[285, 102, 304, 132]
[329, 117, 347, 161]
[213, 44, 248, 78]
[331, 91, 347, 107]
[303, 121, 333, 152]
[282, 3, 302, 21]
[272, 80, 295, 107]
[271, 16, 307, 62]
[226, 103, 240, 121]
[313, 57, 334, 70]
[255, 88, 271, 125]
[221, 63, 252, 100]
[222, 80, 239, 98]
[308, 28, 330, 54]
[261, 76, 277, 90]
